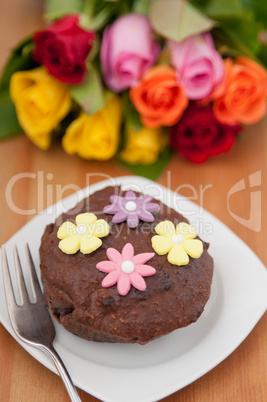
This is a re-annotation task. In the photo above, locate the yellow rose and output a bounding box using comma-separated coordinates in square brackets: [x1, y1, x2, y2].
[120, 126, 168, 165]
[10, 67, 71, 150]
[62, 94, 122, 160]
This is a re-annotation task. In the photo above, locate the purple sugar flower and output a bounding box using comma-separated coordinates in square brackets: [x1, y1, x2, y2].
[103, 190, 160, 228]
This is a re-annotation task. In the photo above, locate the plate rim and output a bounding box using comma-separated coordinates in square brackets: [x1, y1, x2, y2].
[1, 175, 267, 402]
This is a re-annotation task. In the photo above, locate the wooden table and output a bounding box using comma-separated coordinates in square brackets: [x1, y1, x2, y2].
[0, 1, 266, 401]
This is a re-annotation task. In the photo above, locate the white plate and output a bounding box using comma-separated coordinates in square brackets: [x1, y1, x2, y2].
[1, 176, 267, 402]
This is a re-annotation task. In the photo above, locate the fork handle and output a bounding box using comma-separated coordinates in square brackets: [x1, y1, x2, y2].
[40, 345, 82, 402]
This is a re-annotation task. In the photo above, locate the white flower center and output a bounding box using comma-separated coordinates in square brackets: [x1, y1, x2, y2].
[172, 235, 183, 244]
[76, 224, 87, 235]
[121, 260, 135, 274]
[125, 201, 137, 211]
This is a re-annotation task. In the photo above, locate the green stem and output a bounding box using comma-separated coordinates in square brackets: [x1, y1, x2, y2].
[82, 0, 97, 27]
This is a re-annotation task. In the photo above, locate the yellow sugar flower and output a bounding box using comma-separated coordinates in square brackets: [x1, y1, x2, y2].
[151, 221, 203, 266]
[57, 213, 110, 254]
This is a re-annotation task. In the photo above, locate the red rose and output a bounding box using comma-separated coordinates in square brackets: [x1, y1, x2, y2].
[33, 15, 95, 84]
[170, 103, 242, 163]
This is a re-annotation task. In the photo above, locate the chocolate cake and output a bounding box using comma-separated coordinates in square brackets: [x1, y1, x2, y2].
[39, 186, 213, 344]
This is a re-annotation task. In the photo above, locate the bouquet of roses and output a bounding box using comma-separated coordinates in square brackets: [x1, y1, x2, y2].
[1, 0, 267, 177]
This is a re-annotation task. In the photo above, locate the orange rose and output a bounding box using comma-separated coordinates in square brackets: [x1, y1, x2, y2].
[213, 57, 267, 125]
[130, 66, 188, 128]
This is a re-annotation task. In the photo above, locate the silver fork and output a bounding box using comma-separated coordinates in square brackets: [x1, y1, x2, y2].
[2, 244, 81, 402]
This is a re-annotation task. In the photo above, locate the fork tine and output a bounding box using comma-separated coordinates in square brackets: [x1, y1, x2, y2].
[26, 243, 44, 303]
[2, 248, 81, 401]
[2, 246, 18, 307]
[13, 245, 30, 305]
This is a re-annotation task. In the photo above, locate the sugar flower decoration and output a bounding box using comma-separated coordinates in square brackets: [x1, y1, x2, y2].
[96, 243, 156, 296]
[57, 213, 110, 254]
[152, 221, 203, 266]
[103, 190, 160, 228]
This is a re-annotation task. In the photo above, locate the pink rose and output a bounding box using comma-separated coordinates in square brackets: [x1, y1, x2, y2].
[168, 33, 224, 100]
[100, 13, 160, 92]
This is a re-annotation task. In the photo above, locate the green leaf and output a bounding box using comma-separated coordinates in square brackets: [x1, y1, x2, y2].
[220, 15, 260, 55]
[121, 92, 142, 133]
[118, 147, 172, 180]
[192, 0, 264, 58]
[69, 66, 104, 114]
[243, 0, 267, 28]
[212, 10, 261, 58]
[193, 0, 267, 28]
[0, 88, 22, 139]
[258, 44, 267, 67]
[212, 26, 258, 60]
[149, 0, 216, 42]
[0, 36, 37, 89]
[90, 4, 118, 30]
[45, 0, 84, 20]
[81, 0, 125, 30]
[192, 0, 244, 18]
[133, 0, 151, 15]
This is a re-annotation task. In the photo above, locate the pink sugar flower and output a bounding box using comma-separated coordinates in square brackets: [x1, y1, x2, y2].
[96, 243, 156, 296]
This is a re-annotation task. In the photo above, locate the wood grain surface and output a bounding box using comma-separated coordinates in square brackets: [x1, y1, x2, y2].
[0, 1, 266, 401]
